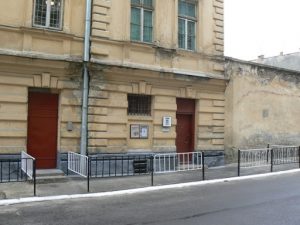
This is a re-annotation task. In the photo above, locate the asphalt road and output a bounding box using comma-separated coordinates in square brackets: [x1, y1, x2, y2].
[2, 172, 300, 225]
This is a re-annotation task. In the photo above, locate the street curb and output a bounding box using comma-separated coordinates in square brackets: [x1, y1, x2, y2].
[1, 168, 300, 206]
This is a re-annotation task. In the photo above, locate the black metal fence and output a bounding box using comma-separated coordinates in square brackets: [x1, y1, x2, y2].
[89, 154, 152, 178]
[85, 154, 153, 192]
[0, 157, 36, 196]
[82, 153, 205, 192]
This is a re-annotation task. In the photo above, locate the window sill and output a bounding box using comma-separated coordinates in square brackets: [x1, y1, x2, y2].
[32, 25, 63, 32]
[177, 47, 197, 53]
[128, 115, 153, 121]
[130, 40, 155, 47]
[20, 26, 83, 39]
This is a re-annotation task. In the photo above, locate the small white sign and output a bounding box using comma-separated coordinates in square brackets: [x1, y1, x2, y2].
[162, 116, 172, 127]
[140, 125, 149, 139]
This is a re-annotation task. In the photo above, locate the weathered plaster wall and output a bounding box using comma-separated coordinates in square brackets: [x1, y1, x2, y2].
[225, 58, 300, 161]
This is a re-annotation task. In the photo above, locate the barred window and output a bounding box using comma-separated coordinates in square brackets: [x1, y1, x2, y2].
[130, 0, 153, 43]
[33, 0, 63, 29]
[128, 94, 152, 116]
[178, 0, 196, 50]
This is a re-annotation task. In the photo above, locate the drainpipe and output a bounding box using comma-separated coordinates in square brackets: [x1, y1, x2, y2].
[80, 0, 92, 156]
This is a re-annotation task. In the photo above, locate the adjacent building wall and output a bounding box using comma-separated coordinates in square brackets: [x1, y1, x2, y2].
[225, 58, 300, 161]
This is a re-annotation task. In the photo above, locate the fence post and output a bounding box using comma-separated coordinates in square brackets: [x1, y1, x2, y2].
[270, 149, 274, 172]
[202, 152, 205, 180]
[66, 153, 69, 176]
[150, 156, 154, 186]
[87, 157, 90, 193]
[298, 146, 300, 168]
[237, 149, 240, 176]
[33, 159, 36, 196]
[267, 144, 270, 163]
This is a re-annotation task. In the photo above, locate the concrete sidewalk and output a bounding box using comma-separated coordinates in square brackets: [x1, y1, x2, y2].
[0, 163, 299, 200]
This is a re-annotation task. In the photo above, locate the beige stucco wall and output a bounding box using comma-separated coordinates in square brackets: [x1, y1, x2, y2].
[0, 0, 84, 60]
[86, 0, 226, 153]
[0, 55, 82, 154]
[225, 58, 300, 161]
[90, 0, 224, 78]
[87, 67, 226, 153]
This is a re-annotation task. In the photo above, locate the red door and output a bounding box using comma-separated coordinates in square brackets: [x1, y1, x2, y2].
[27, 92, 59, 169]
[176, 99, 195, 163]
[176, 114, 193, 153]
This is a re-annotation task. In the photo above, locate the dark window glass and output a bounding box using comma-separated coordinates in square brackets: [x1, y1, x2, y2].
[178, 0, 196, 50]
[128, 94, 152, 116]
[130, 0, 153, 42]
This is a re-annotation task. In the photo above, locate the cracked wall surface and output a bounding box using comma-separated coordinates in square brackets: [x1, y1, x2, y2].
[225, 58, 300, 161]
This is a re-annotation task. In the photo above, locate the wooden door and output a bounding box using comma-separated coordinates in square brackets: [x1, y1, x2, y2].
[27, 92, 59, 169]
[176, 114, 193, 153]
[176, 98, 195, 164]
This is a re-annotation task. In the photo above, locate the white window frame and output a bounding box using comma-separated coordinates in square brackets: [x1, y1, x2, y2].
[178, 0, 197, 51]
[179, 18, 196, 50]
[131, 1, 153, 43]
[33, 0, 63, 30]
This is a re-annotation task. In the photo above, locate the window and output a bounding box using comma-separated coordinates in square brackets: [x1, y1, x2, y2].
[128, 94, 152, 116]
[130, 0, 153, 43]
[33, 0, 63, 29]
[178, 0, 196, 50]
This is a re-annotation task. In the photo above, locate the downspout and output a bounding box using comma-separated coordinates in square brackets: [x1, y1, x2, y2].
[80, 0, 92, 156]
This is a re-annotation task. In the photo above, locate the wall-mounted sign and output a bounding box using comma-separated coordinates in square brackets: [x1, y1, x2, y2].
[162, 116, 172, 127]
[130, 124, 140, 139]
[130, 124, 149, 139]
[140, 125, 149, 139]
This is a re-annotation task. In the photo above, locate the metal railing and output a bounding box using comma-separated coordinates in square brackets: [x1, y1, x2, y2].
[0, 152, 36, 196]
[67, 152, 89, 178]
[238, 145, 300, 176]
[270, 145, 300, 165]
[238, 148, 271, 169]
[154, 152, 204, 173]
[153, 152, 205, 180]
[21, 151, 35, 179]
[89, 154, 151, 178]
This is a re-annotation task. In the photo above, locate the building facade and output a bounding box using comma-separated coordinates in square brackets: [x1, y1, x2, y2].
[0, 0, 226, 169]
[0, 0, 85, 168]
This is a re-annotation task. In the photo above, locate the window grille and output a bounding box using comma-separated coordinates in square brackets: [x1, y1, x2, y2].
[130, 0, 153, 43]
[178, 0, 196, 50]
[128, 94, 152, 116]
[33, 0, 63, 29]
